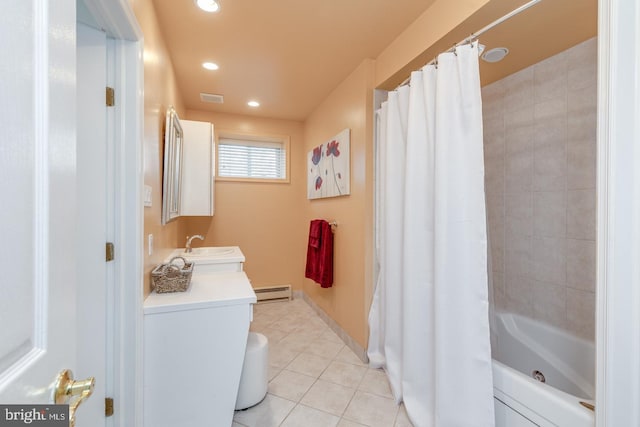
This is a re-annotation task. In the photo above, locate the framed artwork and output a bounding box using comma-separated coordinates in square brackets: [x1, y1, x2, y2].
[307, 128, 350, 199]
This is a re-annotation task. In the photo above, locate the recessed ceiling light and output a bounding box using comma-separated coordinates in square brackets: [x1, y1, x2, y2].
[195, 0, 219, 13]
[247, 101, 260, 108]
[481, 47, 509, 63]
[202, 62, 219, 71]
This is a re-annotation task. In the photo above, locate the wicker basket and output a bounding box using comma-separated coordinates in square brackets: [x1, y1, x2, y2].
[151, 256, 194, 293]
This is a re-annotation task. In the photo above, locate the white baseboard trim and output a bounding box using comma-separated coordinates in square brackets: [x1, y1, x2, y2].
[294, 290, 368, 364]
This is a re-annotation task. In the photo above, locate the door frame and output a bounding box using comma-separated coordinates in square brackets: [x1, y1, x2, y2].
[596, 0, 640, 425]
[81, 1, 144, 425]
[83, 0, 640, 426]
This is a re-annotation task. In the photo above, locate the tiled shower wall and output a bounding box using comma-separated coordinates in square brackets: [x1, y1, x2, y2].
[482, 38, 597, 341]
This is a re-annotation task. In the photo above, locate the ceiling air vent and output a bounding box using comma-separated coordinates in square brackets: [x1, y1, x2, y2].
[200, 93, 224, 104]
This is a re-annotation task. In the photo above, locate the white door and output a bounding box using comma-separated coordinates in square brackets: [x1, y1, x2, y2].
[0, 0, 99, 424]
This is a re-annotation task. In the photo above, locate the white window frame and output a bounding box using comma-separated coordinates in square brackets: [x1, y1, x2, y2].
[216, 131, 290, 183]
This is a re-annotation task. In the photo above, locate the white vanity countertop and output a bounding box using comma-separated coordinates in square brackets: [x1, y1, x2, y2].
[165, 246, 245, 265]
[144, 271, 256, 315]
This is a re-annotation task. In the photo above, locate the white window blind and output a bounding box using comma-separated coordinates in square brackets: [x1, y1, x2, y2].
[218, 137, 287, 179]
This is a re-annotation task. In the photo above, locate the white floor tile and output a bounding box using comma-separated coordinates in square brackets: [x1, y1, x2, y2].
[242, 300, 404, 427]
[286, 352, 333, 378]
[337, 420, 368, 427]
[343, 391, 399, 427]
[233, 394, 295, 427]
[394, 404, 414, 427]
[300, 379, 356, 416]
[320, 360, 367, 388]
[278, 332, 317, 352]
[268, 364, 283, 381]
[271, 317, 305, 333]
[259, 326, 289, 344]
[269, 344, 300, 369]
[304, 338, 345, 359]
[358, 368, 393, 398]
[269, 369, 317, 402]
[335, 346, 367, 366]
[319, 328, 344, 344]
[280, 404, 340, 427]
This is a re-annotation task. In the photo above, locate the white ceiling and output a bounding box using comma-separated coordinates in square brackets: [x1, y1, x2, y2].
[152, 0, 598, 121]
[151, 0, 437, 120]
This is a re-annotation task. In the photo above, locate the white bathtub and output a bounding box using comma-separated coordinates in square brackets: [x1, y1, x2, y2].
[491, 312, 595, 426]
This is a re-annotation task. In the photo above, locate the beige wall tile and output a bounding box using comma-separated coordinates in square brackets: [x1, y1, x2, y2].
[482, 82, 504, 120]
[568, 109, 597, 142]
[505, 151, 533, 193]
[505, 232, 533, 279]
[484, 155, 504, 196]
[567, 189, 596, 240]
[533, 191, 567, 238]
[567, 137, 596, 190]
[567, 38, 597, 92]
[532, 280, 567, 329]
[484, 124, 505, 159]
[492, 270, 506, 311]
[532, 236, 567, 285]
[533, 139, 566, 191]
[566, 288, 596, 341]
[490, 225, 505, 275]
[505, 105, 535, 133]
[504, 274, 534, 318]
[566, 239, 596, 292]
[506, 193, 533, 237]
[568, 84, 597, 114]
[503, 67, 534, 111]
[534, 50, 568, 104]
[483, 38, 596, 339]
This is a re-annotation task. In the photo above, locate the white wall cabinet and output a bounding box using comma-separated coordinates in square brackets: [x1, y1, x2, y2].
[180, 120, 215, 216]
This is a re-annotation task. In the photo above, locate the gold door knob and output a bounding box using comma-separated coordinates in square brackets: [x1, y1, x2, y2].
[53, 369, 95, 427]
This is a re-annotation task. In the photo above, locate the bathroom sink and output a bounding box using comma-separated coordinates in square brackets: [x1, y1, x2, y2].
[167, 246, 245, 273]
[186, 247, 235, 257]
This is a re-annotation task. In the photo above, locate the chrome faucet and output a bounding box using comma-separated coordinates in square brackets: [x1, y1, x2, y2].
[185, 235, 205, 253]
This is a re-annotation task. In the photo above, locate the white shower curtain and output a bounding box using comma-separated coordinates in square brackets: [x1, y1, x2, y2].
[368, 42, 495, 427]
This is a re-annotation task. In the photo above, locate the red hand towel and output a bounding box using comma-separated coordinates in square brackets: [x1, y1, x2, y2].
[305, 219, 334, 288]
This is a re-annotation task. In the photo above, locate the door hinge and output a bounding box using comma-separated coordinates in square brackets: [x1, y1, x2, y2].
[105, 397, 114, 417]
[106, 242, 115, 262]
[106, 87, 115, 107]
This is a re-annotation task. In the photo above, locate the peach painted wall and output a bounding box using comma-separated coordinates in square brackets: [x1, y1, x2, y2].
[299, 1, 498, 349]
[375, 0, 490, 87]
[303, 60, 376, 348]
[181, 111, 307, 291]
[132, 0, 186, 296]
[131, 0, 527, 343]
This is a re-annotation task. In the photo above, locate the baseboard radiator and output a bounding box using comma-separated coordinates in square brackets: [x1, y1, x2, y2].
[254, 285, 292, 303]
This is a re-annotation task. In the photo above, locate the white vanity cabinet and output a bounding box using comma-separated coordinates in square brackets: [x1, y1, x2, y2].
[143, 272, 256, 427]
[180, 119, 215, 216]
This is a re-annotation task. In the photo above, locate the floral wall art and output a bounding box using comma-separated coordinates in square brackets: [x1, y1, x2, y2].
[307, 129, 350, 199]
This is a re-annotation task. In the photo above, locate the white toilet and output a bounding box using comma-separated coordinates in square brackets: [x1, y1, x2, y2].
[235, 331, 269, 410]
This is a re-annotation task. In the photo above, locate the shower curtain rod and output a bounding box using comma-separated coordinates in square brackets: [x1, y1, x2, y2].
[396, 0, 542, 88]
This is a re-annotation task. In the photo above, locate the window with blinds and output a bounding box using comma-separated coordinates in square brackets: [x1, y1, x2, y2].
[217, 135, 289, 181]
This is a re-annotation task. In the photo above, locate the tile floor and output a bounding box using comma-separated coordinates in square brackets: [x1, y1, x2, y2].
[233, 298, 413, 427]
